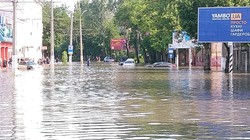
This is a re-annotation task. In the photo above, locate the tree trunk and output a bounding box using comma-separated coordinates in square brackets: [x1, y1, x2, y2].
[126, 40, 130, 58]
[204, 43, 211, 71]
[142, 47, 148, 63]
[135, 31, 140, 63]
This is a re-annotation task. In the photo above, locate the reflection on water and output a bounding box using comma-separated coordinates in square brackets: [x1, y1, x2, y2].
[0, 63, 250, 139]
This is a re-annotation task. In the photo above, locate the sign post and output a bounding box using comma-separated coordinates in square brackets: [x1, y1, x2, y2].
[228, 42, 233, 74]
[168, 48, 174, 59]
[68, 45, 73, 63]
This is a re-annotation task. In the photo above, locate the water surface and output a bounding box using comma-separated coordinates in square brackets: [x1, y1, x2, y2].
[0, 63, 250, 139]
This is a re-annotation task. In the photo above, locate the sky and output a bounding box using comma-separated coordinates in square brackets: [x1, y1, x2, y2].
[54, 0, 78, 11]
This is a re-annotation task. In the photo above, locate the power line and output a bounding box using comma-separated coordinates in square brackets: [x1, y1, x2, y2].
[0, 0, 61, 4]
[0, 9, 12, 12]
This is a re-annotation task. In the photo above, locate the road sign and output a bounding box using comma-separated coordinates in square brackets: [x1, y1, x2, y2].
[68, 45, 73, 54]
[168, 48, 174, 58]
[198, 7, 250, 42]
[168, 53, 174, 59]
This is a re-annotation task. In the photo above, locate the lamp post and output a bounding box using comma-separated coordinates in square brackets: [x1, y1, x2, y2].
[79, 10, 87, 65]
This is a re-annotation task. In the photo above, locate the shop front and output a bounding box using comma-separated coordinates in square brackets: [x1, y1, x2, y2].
[0, 42, 12, 68]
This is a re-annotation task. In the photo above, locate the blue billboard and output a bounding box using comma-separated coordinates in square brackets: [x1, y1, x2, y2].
[198, 7, 250, 42]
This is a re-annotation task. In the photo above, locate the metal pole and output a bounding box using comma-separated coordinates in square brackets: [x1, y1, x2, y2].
[12, 0, 18, 75]
[229, 42, 233, 74]
[79, 13, 83, 64]
[245, 51, 248, 72]
[79, 9, 87, 65]
[176, 48, 179, 69]
[189, 47, 192, 70]
[50, 0, 54, 65]
[69, 13, 73, 64]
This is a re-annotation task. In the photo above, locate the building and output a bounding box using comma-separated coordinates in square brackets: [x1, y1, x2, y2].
[0, 0, 43, 68]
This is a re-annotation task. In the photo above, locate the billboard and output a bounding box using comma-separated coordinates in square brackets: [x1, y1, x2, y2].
[110, 38, 126, 50]
[171, 31, 193, 49]
[172, 31, 190, 45]
[198, 7, 250, 42]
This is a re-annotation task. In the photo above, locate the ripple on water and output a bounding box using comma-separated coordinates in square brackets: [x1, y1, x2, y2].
[1, 64, 250, 139]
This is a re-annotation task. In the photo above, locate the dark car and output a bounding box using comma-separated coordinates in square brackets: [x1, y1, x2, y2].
[148, 62, 175, 68]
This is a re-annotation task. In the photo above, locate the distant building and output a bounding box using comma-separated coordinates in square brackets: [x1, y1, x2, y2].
[0, 0, 42, 67]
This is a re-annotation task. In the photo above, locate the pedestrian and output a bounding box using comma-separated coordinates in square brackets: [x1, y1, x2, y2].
[8, 58, 12, 68]
[87, 58, 90, 66]
[56, 57, 59, 63]
[46, 57, 50, 64]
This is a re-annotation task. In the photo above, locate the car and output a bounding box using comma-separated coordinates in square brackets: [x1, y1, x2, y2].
[151, 62, 175, 68]
[122, 58, 135, 66]
[118, 57, 128, 66]
[18, 61, 40, 70]
[104, 56, 115, 62]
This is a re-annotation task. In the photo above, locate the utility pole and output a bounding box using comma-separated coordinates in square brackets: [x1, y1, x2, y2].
[12, 0, 18, 75]
[79, 8, 87, 65]
[50, 0, 54, 65]
[69, 12, 73, 64]
[79, 3, 83, 65]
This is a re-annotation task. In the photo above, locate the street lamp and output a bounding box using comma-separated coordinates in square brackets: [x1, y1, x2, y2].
[79, 10, 87, 65]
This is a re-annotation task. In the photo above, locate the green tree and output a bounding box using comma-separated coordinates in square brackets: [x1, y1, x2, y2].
[71, 0, 121, 60]
[115, 0, 181, 63]
[42, 0, 250, 66]
[62, 51, 68, 64]
[42, 2, 71, 60]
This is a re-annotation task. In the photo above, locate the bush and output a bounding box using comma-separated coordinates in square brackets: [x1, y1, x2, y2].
[62, 51, 68, 64]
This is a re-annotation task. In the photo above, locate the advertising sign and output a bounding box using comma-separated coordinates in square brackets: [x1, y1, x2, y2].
[172, 31, 192, 48]
[198, 7, 250, 42]
[110, 38, 126, 50]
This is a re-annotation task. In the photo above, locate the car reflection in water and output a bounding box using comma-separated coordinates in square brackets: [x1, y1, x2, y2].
[18, 61, 41, 70]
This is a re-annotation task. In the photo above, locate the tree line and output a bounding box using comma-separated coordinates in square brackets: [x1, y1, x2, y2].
[42, 0, 250, 64]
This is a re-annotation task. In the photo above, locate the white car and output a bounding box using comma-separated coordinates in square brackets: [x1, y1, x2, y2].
[18, 61, 40, 70]
[104, 56, 115, 62]
[122, 58, 135, 66]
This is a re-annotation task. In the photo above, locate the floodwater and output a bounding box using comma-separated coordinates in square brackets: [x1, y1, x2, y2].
[0, 62, 250, 140]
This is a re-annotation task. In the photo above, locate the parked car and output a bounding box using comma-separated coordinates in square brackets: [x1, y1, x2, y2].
[150, 62, 175, 68]
[18, 61, 40, 70]
[118, 57, 128, 66]
[104, 56, 115, 62]
[122, 58, 135, 66]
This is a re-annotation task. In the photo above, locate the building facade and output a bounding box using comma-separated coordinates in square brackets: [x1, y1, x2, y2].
[0, 0, 43, 68]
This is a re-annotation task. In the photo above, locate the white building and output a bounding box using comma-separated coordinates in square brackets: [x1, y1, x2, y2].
[0, 0, 43, 62]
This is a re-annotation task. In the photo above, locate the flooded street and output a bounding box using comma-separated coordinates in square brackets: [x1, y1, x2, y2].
[0, 63, 250, 139]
